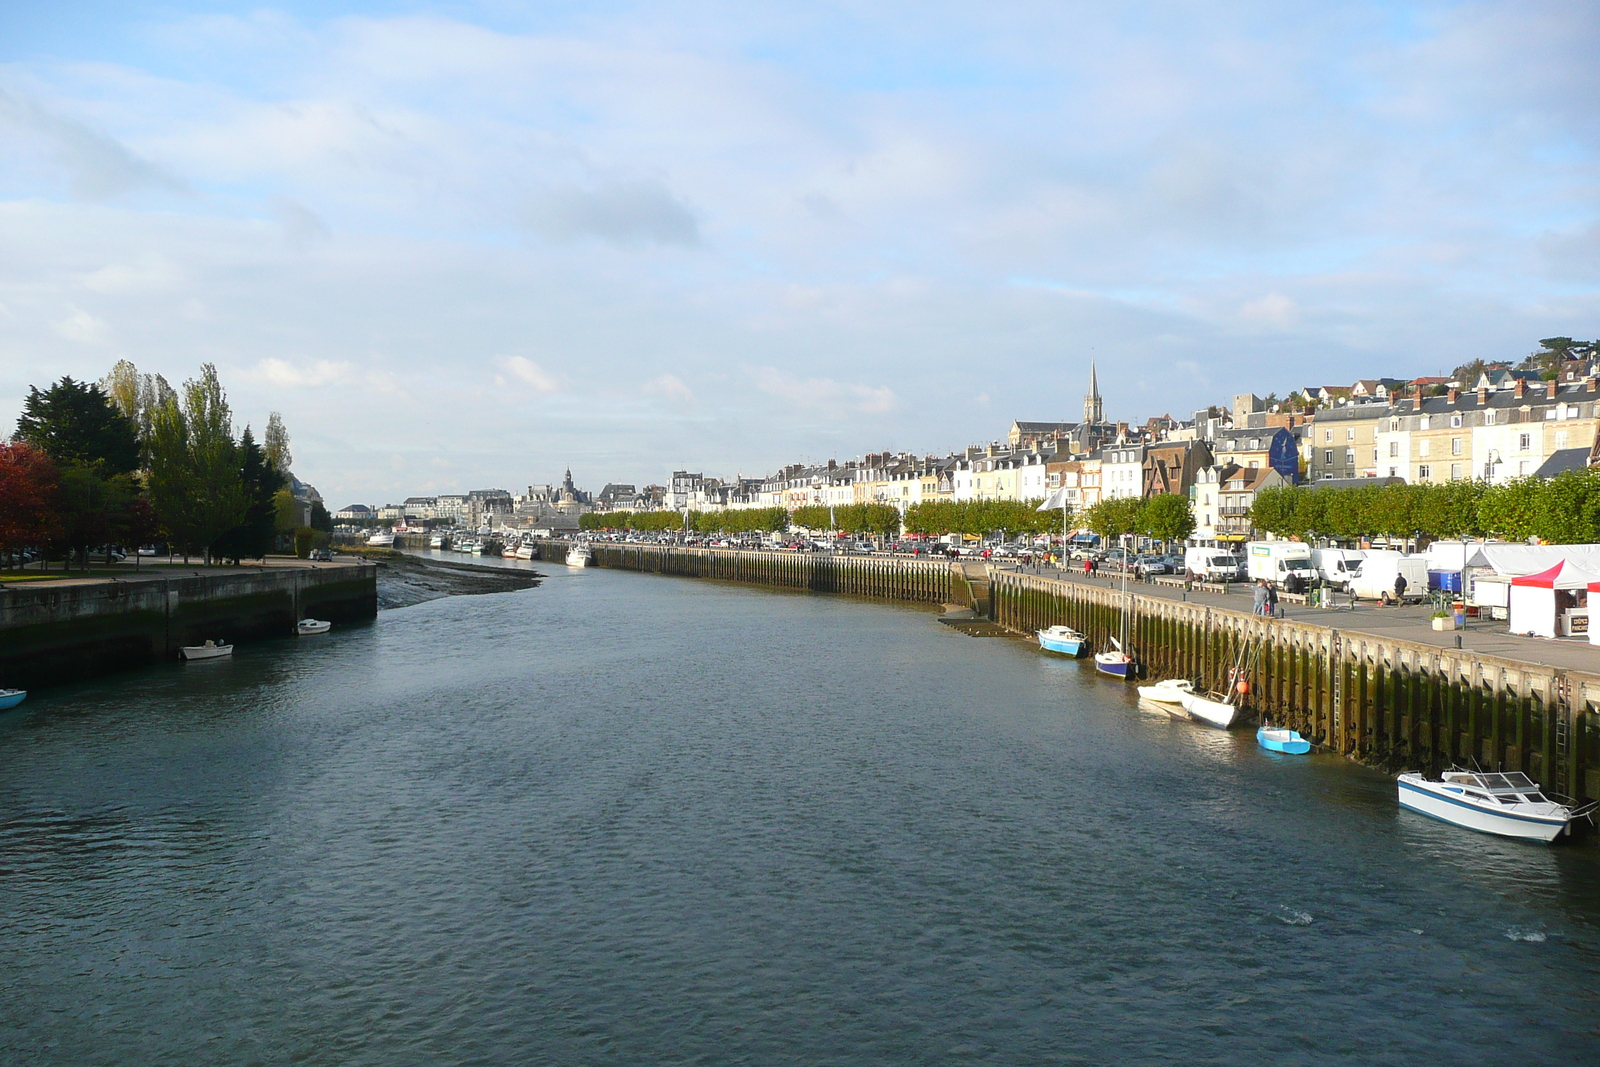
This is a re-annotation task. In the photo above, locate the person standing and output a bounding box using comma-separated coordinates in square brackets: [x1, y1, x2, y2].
[1253, 579, 1270, 616]
[1267, 581, 1281, 618]
[1393, 571, 1408, 604]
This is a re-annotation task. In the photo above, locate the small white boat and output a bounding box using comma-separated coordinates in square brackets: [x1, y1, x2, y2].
[516, 543, 535, 560]
[1178, 691, 1239, 729]
[566, 545, 592, 568]
[429, 534, 446, 549]
[296, 619, 331, 636]
[1036, 625, 1087, 657]
[1398, 769, 1595, 843]
[1136, 679, 1195, 704]
[502, 544, 520, 559]
[0, 688, 27, 711]
[180, 640, 233, 661]
[367, 530, 396, 547]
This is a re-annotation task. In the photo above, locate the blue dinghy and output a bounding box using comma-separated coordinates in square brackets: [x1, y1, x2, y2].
[1257, 725, 1310, 754]
[0, 688, 27, 712]
[1036, 625, 1087, 657]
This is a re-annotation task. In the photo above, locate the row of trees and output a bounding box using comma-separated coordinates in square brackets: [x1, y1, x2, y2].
[791, 504, 900, 536]
[1077, 494, 1196, 545]
[1, 362, 318, 568]
[1250, 471, 1600, 545]
[902, 500, 1055, 538]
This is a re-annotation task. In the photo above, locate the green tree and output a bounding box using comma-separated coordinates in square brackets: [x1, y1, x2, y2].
[214, 427, 287, 563]
[1083, 497, 1144, 540]
[146, 365, 248, 563]
[1138, 493, 1195, 544]
[264, 412, 292, 472]
[14, 377, 141, 474]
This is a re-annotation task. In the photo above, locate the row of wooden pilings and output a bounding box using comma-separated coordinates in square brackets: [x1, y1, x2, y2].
[991, 570, 1600, 800]
[590, 544, 954, 603]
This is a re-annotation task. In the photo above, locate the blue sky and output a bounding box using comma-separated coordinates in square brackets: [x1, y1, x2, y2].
[2, 1, 1597, 506]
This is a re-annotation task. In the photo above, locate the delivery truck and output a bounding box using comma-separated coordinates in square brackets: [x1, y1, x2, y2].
[1245, 541, 1314, 583]
[1185, 546, 1245, 580]
[1311, 548, 1366, 590]
[1347, 551, 1429, 604]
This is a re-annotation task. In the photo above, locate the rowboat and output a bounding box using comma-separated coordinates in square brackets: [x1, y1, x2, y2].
[1398, 768, 1595, 843]
[1036, 625, 1087, 657]
[180, 640, 233, 661]
[1136, 679, 1194, 704]
[296, 619, 331, 636]
[0, 688, 26, 711]
[1257, 725, 1311, 753]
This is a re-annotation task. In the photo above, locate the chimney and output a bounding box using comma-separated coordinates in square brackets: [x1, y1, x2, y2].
[1514, 378, 1526, 399]
[1117, 421, 1129, 438]
[1448, 387, 1458, 403]
[1477, 386, 1488, 405]
[1587, 377, 1597, 394]
[1547, 379, 1558, 400]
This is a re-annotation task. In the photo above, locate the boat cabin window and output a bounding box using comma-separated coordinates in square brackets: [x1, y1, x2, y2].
[1521, 793, 1546, 804]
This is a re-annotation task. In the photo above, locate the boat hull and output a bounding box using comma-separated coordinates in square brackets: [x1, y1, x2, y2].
[1178, 692, 1238, 729]
[566, 550, 591, 568]
[1136, 681, 1193, 704]
[1257, 726, 1310, 753]
[516, 546, 535, 560]
[1093, 653, 1132, 678]
[1397, 776, 1567, 843]
[1037, 630, 1086, 657]
[180, 645, 233, 661]
[296, 620, 331, 636]
[0, 689, 26, 711]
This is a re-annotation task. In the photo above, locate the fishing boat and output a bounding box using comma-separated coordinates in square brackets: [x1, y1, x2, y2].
[0, 688, 26, 711]
[1397, 768, 1595, 843]
[1257, 725, 1311, 754]
[367, 529, 395, 547]
[516, 543, 535, 560]
[1094, 537, 1136, 678]
[566, 544, 592, 568]
[180, 640, 233, 661]
[296, 619, 331, 636]
[1136, 678, 1195, 704]
[429, 534, 446, 549]
[1036, 625, 1087, 657]
[502, 543, 520, 559]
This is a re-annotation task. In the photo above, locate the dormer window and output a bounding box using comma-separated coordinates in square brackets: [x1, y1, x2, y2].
[1420, 415, 1431, 430]
[1450, 414, 1463, 428]
[1484, 411, 1496, 425]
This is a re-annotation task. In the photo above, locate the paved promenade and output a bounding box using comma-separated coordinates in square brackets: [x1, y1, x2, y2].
[998, 562, 1600, 673]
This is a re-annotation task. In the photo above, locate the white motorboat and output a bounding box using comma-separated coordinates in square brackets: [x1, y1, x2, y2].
[502, 544, 520, 559]
[516, 543, 535, 560]
[1036, 625, 1087, 657]
[1136, 679, 1195, 704]
[296, 619, 331, 636]
[0, 688, 27, 711]
[429, 534, 446, 549]
[1178, 690, 1239, 729]
[1397, 768, 1595, 843]
[180, 640, 233, 661]
[566, 544, 592, 568]
[367, 530, 395, 547]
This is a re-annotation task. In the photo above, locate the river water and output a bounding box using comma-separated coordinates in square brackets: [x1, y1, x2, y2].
[2, 561, 1597, 1065]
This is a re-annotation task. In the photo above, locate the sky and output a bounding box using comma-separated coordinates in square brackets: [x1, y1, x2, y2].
[1, 1, 1597, 507]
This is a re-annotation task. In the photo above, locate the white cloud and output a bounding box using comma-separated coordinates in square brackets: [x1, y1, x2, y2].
[247, 358, 352, 388]
[52, 306, 111, 344]
[497, 356, 560, 392]
[645, 373, 695, 402]
[750, 366, 897, 416]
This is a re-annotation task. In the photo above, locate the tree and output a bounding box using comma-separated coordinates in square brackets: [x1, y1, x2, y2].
[146, 365, 248, 563]
[54, 464, 140, 568]
[1449, 358, 1489, 389]
[264, 412, 292, 472]
[14, 377, 141, 474]
[1138, 493, 1195, 544]
[1083, 497, 1144, 540]
[0, 442, 62, 565]
[213, 427, 287, 563]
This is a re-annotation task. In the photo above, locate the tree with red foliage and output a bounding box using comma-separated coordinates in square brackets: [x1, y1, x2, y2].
[0, 441, 62, 567]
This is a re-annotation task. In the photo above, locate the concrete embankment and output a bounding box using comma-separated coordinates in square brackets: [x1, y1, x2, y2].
[0, 562, 376, 689]
[591, 545, 1600, 808]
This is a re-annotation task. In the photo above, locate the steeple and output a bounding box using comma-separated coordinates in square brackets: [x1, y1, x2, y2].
[1084, 361, 1103, 425]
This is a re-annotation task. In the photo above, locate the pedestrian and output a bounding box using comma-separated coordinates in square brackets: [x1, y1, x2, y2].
[1252, 578, 1269, 616]
[1393, 572, 1408, 604]
[1267, 581, 1281, 618]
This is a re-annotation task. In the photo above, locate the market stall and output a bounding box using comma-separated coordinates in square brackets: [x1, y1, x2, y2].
[1508, 561, 1600, 638]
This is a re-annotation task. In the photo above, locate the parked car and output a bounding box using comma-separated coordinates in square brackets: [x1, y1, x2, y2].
[1133, 555, 1169, 576]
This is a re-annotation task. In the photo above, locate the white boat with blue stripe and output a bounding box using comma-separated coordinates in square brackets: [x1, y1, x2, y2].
[1397, 769, 1595, 843]
[1036, 625, 1087, 657]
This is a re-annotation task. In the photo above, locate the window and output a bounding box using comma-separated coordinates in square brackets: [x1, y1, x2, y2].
[1420, 415, 1431, 430]
[1345, 449, 1354, 464]
[1389, 442, 1399, 457]
[1323, 429, 1332, 443]
[1557, 431, 1568, 449]
[1452, 438, 1463, 455]
[1346, 428, 1355, 442]
[1519, 460, 1530, 476]
[1324, 450, 1334, 465]
[1450, 463, 1461, 480]
[1390, 418, 1399, 431]
[1545, 408, 1557, 420]
[1485, 410, 1496, 425]
[1518, 433, 1531, 451]
[1418, 464, 1431, 480]
[1388, 466, 1397, 477]
[1419, 440, 1430, 457]
[1450, 414, 1463, 428]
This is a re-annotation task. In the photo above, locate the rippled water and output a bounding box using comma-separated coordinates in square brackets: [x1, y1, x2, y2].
[2, 564, 1597, 1065]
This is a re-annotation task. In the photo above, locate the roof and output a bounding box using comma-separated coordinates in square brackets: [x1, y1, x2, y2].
[1511, 560, 1600, 589]
[1533, 448, 1590, 478]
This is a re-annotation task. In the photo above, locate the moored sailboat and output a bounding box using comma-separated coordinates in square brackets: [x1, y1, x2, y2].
[1036, 625, 1087, 657]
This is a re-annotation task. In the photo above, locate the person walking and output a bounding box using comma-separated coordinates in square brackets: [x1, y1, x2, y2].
[1393, 571, 1408, 605]
[1253, 579, 1270, 616]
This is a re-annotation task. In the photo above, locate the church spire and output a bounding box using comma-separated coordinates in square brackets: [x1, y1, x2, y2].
[1084, 361, 1103, 425]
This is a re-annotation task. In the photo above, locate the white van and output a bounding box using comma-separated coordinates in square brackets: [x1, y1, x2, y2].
[1185, 546, 1245, 580]
[1311, 548, 1366, 590]
[1348, 551, 1429, 604]
[1246, 541, 1314, 583]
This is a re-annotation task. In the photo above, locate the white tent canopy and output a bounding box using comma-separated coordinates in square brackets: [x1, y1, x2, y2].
[1507, 560, 1600, 638]
[1462, 543, 1600, 576]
